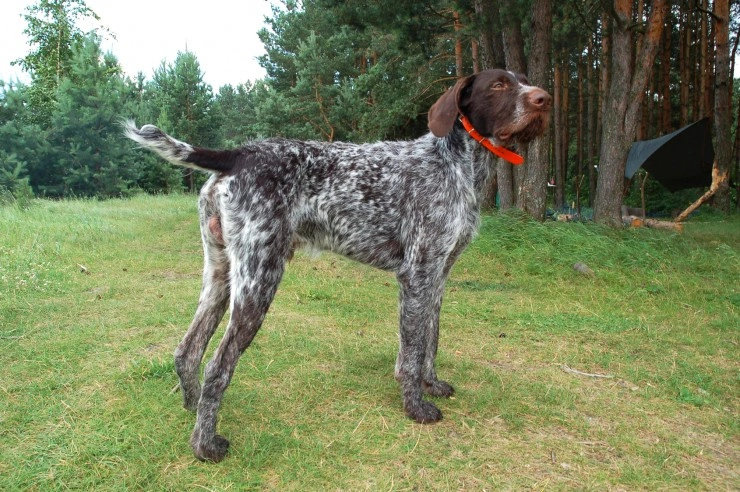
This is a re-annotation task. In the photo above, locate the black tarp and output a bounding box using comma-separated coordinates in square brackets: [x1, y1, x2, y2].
[625, 118, 714, 192]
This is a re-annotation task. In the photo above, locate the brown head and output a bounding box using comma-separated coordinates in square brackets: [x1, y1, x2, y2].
[428, 69, 551, 146]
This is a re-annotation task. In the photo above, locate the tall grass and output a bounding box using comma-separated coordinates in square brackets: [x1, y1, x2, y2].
[1, 196, 737, 490]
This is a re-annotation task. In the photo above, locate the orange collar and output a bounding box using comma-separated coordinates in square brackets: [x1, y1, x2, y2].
[459, 116, 524, 165]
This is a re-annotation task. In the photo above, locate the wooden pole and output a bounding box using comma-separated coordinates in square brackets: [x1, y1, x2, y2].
[674, 166, 729, 222]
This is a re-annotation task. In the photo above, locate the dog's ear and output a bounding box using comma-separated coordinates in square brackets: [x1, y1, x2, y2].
[428, 75, 475, 137]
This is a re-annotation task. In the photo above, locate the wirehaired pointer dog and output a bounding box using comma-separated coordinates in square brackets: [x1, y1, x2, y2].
[124, 69, 550, 462]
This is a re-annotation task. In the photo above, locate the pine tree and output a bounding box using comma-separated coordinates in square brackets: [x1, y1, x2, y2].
[44, 35, 136, 197]
[0, 82, 49, 196]
[214, 83, 261, 146]
[254, 0, 452, 142]
[150, 51, 221, 191]
[0, 151, 34, 208]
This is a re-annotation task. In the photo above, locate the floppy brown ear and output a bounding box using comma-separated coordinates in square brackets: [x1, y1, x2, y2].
[428, 75, 474, 137]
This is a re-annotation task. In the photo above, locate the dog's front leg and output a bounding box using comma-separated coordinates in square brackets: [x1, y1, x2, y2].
[395, 264, 444, 424]
[420, 242, 467, 397]
[421, 279, 455, 398]
[395, 281, 453, 398]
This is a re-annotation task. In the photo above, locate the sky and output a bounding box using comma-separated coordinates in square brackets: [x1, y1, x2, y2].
[0, 0, 275, 90]
[2, 1, 738, 89]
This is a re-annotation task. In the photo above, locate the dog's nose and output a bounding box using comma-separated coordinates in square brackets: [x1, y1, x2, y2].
[529, 88, 552, 109]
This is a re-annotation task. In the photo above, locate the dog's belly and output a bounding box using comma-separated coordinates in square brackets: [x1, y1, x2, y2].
[294, 217, 404, 271]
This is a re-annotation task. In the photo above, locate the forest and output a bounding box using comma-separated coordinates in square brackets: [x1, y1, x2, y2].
[1, 0, 738, 226]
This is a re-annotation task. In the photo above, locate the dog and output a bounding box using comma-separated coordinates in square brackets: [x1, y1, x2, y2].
[124, 69, 550, 462]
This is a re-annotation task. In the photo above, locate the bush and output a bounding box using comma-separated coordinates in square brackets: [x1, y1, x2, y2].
[0, 180, 34, 210]
[0, 154, 35, 209]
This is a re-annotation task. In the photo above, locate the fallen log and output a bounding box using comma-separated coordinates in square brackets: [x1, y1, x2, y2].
[622, 215, 683, 232]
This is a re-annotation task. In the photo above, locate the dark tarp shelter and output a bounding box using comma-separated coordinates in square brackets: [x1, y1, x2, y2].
[625, 118, 714, 192]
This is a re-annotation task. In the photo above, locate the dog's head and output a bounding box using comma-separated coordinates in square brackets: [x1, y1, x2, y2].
[428, 69, 551, 146]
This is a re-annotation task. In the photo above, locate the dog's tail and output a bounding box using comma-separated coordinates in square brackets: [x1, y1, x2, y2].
[123, 120, 237, 173]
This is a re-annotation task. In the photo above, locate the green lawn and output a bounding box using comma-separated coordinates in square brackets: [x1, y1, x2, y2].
[1, 195, 737, 490]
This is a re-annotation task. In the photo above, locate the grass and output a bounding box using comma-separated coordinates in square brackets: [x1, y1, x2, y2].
[1, 194, 737, 490]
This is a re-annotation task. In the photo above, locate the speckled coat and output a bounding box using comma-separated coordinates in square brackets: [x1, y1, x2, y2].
[124, 68, 551, 462]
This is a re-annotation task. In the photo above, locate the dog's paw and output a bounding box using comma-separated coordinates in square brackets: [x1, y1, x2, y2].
[423, 380, 455, 398]
[191, 433, 230, 462]
[406, 400, 443, 424]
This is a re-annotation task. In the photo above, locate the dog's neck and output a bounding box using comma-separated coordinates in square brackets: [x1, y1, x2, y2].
[459, 116, 524, 165]
[433, 121, 497, 207]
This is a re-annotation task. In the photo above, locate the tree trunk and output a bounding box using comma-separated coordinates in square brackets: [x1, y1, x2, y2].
[577, 53, 584, 212]
[731, 18, 740, 93]
[519, 0, 552, 220]
[474, 0, 505, 70]
[474, 0, 505, 209]
[679, 11, 690, 126]
[734, 61, 740, 211]
[498, 0, 527, 209]
[453, 10, 464, 77]
[560, 57, 570, 205]
[593, 0, 667, 227]
[471, 38, 480, 73]
[699, 0, 711, 120]
[499, 0, 527, 74]
[660, 16, 672, 133]
[587, 34, 597, 207]
[553, 61, 565, 209]
[596, 10, 610, 206]
[497, 161, 514, 209]
[640, 70, 649, 140]
[711, 0, 732, 211]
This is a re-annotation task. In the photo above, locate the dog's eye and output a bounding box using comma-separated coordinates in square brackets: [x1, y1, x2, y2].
[492, 82, 505, 90]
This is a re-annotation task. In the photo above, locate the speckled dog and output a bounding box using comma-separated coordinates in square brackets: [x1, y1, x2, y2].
[124, 69, 550, 462]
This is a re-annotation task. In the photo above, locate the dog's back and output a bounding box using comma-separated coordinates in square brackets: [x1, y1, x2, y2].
[124, 123, 478, 271]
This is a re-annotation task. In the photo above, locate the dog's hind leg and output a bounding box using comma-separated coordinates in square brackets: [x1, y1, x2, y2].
[174, 230, 230, 411]
[189, 216, 292, 462]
